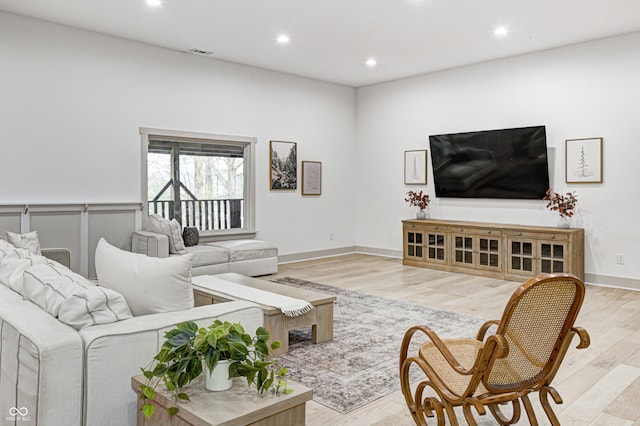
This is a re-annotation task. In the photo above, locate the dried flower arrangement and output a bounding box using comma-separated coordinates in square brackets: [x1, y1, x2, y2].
[405, 190, 431, 210]
[543, 188, 578, 217]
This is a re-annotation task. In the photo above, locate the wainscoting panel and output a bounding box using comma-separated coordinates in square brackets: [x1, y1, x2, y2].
[0, 203, 142, 277]
[0, 211, 21, 235]
[30, 210, 83, 273]
[88, 209, 138, 278]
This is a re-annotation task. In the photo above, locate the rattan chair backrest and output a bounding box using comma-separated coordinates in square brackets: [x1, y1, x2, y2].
[484, 274, 585, 393]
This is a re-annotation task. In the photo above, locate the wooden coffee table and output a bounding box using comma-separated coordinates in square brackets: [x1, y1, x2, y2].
[193, 273, 336, 355]
[132, 374, 312, 426]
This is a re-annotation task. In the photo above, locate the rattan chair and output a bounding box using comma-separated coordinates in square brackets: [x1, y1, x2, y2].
[399, 273, 590, 426]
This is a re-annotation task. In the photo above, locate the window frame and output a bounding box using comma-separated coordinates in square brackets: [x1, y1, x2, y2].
[140, 127, 256, 238]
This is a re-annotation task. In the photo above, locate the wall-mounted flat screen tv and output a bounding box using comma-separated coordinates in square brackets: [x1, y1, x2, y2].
[429, 125, 550, 199]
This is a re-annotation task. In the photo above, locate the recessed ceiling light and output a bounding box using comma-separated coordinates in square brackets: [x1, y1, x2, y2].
[146, 0, 161, 6]
[494, 27, 509, 37]
[277, 34, 290, 44]
[366, 58, 377, 67]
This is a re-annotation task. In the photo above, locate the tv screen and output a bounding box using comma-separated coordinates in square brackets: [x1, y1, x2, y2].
[429, 125, 550, 199]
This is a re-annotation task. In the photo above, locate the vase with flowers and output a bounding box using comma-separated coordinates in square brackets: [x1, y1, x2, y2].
[405, 190, 431, 219]
[543, 188, 578, 228]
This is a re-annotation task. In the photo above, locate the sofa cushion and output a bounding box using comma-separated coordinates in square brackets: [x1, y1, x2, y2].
[0, 247, 51, 295]
[95, 238, 194, 316]
[206, 239, 278, 262]
[22, 263, 132, 330]
[180, 244, 228, 267]
[5, 230, 42, 255]
[146, 214, 187, 254]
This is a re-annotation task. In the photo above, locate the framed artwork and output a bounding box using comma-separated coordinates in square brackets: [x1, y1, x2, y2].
[270, 140, 297, 190]
[302, 161, 322, 195]
[404, 150, 428, 185]
[565, 137, 603, 183]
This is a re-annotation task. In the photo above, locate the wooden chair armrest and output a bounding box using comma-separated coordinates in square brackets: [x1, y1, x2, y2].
[476, 320, 500, 341]
[401, 325, 477, 375]
[572, 326, 590, 349]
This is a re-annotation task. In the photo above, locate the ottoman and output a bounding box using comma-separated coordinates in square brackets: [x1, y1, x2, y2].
[205, 239, 278, 276]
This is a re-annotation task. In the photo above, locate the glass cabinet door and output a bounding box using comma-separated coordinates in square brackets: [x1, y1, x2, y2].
[452, 234, 473, 266]
[508, 239, 535, 275]
[426, 232, 447, 263]
[539, 242, 567, 274]
[406, 231, 424, 260]
[478, 237, 501, 270]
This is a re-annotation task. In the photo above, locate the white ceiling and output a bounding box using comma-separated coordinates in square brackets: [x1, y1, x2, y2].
[2, 0, 640, 87]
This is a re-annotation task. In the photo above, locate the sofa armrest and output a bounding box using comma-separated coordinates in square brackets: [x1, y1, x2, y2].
[0, 299, 84, 426]
[78, 301, 263, 426]
[132, 230, 169, 258]
[41, 248, 71, 268]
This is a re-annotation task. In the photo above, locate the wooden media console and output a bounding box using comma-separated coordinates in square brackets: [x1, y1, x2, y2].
[403, 219, 584, 281]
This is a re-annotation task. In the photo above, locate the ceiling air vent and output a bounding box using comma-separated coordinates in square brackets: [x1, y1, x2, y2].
[187, 48, 214, 56]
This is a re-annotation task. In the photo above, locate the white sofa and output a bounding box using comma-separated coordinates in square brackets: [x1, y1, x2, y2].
[132, 231, 278, 277]
[0, 245, 263, 426]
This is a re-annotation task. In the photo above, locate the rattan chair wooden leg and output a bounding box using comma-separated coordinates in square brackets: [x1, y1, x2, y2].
[441, 399, 460, 426]
[462, 397, 486, 426]
[520, 394, 539, 426]
[540, 386, 563, 426]
[488, 400, 521, 425]
[422, 394, 446, 426]
[401, 357, 451, 426]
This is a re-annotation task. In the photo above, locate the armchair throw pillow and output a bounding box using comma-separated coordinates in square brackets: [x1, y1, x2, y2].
[182, 227, 199, 247]
[147, 214, 187, 254]
[94, 238, 194, 316]
[5, 230, 42, 255]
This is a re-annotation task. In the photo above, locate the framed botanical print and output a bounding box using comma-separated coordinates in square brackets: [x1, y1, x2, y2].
[270, 140, 297, 190]
[404, 150, 428, 185]
[565, 137, 603, 183]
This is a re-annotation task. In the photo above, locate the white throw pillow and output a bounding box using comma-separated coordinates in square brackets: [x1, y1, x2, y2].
[94, 238, 194, 316]
[0, 247, 50, 295]
[5, 231, 42, 255]
[147, 214, 187, 254]
[169, 218, 187, 253]
[22, 263, 132, 330]
[0, 238, 14, 259]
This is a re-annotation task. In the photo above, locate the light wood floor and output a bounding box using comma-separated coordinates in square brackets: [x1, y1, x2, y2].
[270, 254, 640, 426]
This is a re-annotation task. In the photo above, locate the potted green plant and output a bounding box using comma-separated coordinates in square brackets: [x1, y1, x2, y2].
[139, 320, 291, 420]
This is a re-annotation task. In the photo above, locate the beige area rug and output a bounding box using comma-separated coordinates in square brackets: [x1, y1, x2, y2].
[272, 277, 485, 414]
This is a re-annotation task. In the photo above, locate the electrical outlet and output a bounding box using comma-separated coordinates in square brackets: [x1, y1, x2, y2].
[616, 254, 625, 265]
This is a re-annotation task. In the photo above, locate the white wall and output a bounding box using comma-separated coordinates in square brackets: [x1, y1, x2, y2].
[356, 32, 640, 284]
[2, 11, 639, 286]
[0, 12, 357, 256]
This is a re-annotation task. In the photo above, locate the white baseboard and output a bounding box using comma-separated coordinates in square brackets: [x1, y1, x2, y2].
[585, 273, 640, 291]
[355, 246, 402, 258]
[278, 246, 357, 264]
[278, 246, 402, 264]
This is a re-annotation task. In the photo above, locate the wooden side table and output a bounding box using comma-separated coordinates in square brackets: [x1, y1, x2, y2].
[132, 375, 312, 426]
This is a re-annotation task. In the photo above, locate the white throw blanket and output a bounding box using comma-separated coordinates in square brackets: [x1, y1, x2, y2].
[192, 276, 314, 318]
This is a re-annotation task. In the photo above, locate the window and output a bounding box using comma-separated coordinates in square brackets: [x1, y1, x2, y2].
[141, 128, 256, 235]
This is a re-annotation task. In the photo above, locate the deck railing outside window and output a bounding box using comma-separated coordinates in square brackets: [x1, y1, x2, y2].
[148, 198, 243, 231]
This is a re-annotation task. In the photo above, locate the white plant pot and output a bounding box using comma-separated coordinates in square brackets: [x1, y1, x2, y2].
[204, 360, 233, 392]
